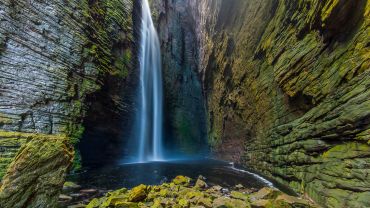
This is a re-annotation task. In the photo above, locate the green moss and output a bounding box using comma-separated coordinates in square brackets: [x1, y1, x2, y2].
[322, 142, 370, 159]
[0, 130, 68, 180]
[0, 113, 12, 125]
[321, 0, 340, 24]
[172, 175, 191, 186]
[0, 133, 73, 207]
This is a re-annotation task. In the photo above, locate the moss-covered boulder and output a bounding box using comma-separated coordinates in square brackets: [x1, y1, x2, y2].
[128, 184, 148, 202]
[0, 135, 74, 207]
[84, 176, 317, 208]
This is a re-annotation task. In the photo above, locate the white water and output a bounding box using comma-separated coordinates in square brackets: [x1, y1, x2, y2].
[137, 0, 164, 162]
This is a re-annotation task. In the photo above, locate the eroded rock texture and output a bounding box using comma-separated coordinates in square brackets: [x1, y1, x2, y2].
[192, 0, 370, 207]
[0, 0, 134, 206]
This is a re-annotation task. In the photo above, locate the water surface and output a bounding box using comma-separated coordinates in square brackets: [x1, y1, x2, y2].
[68, 159, 293, 195]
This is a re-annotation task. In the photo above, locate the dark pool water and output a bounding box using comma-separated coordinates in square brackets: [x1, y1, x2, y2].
[68, 159, 293, 194]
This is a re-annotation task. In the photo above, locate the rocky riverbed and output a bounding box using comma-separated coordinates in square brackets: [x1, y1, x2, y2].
[61, 176, 319, 208]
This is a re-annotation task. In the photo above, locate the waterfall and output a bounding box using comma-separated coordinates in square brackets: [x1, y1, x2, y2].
[137, 0, 164, 162]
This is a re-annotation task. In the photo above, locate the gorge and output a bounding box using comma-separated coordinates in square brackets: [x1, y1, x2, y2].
[0, 0, 369, 208]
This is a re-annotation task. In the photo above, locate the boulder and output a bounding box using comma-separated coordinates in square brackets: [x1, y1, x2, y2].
[128, 184, 147, 202]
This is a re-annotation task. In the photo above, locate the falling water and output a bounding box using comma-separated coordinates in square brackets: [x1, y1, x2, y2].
[137, 0, 164, 162]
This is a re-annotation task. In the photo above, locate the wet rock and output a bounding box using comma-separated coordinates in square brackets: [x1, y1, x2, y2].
[59, 194, 73, 201]
[80, 189, 98, 194]
[70, 193, 87, 198]
[84, 176, 316, 208]
[64, 182, 81, 188]
[128, 184, 147, 202]
[172, 175, 191, 186]
[64, 181, 81, 191]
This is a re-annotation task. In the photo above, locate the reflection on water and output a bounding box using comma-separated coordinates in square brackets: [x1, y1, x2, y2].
[68, 159, 294, 195]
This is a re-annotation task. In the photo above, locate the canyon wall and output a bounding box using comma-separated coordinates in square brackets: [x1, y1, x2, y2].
[192, 0, 370, 207]
[0, 0, 134, 206]
[151, 0, 208, 154]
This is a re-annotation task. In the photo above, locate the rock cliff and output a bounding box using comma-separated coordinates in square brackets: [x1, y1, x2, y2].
[0, 0, 134, 206]
[151, 0, 208, 154]
[191, 0, 370, 207]
[0, 0, 369, 207]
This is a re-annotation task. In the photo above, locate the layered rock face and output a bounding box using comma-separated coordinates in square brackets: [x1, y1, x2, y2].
[0, 0, 134, 206]
[191, 0, 370, 207]
[151, 0, 208, 154]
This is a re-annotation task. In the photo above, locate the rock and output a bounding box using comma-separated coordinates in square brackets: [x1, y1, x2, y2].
[83, 176, 318, 208]
[111, 201, 138, 208]
[212, 196, 250, 208]
[0, 136, 74, 208]
[80, 189, 98, 194]
[0, 0, 134, 206]
[209, 185, 223, 192]
[128, 184, 147, 202]
[195, 178, 208, 189]
[70, 193, 87, 198]
[221, 188, 230, 194]
[185, 0, 370, 207]
[86, 198, 101, 208]
[197, 197, 213, 208]
[64, 181, 81, 190]
[68, 204, 86, 208]
[178, 198, 189, 207]
[251, 199, 270, 208]
[230, 191, 249, 201]
[275, 194, 313, 208]
[234, 184, 244, 190]
[59, 194, 73, 201]
[173, 175, 191, 186]
[250, 187, 282, 201]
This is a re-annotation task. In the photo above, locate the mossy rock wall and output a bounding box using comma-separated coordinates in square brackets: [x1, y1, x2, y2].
[0, 0, 134, 206]
[151, 0, 208, 154]
[191, 0, 370, 207]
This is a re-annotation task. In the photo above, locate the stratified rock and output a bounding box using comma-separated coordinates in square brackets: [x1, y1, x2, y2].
[171, 0, 370, 207]
[0, 135, 73, 207]
[0, 0, 134, 205]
